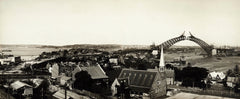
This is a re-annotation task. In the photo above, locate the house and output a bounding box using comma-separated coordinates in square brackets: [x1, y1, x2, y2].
[226, 76, 240, 88]
[51, 63, 60, 79]
[46, 63, 52, 70]
[60, 76, 72, 86]
[0, 58, 12, 65]
[53, 89, 90, 99]
[152, 50, 158, 56]
[31, 79, 44, 88]
[109, 58, 118, 65]
[114, 69, 166, 98]
[165, 69, 175, 85]
[10, 81, 33, 96]
[14, 56, 21, 63]
[208, 71, 226, 83]
[111, 78, 128, 96]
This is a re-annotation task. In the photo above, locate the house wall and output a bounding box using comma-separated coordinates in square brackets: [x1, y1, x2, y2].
[111, 79, 120, 96]
[109, 58, 118, 64]
[149, 72, 166, 98]
[52, 64, 59, 78]
[226, 77, 239, 88]
[227, 82, 234, 88]
[23, 88, 33, 96]
[60, 79, 67, 86]
[166, 78, 174, 85]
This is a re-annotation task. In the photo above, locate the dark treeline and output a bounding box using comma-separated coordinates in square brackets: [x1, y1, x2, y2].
[166, 64, 209, 89]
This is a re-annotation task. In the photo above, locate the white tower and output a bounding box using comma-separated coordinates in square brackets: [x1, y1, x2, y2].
[159, 46, 165, 72]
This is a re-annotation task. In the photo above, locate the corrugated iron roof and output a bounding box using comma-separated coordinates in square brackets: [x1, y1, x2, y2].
[81, 66, 108, 79]
[118, 69, 158, 92]
[10, 81, 32, 90]
[73, 65, 108, 80]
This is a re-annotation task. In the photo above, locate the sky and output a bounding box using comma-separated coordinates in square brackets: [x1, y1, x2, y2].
[0, 0, 240, 46]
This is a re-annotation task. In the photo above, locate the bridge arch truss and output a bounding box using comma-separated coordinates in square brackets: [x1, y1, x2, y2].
[159, 32, 213, 56]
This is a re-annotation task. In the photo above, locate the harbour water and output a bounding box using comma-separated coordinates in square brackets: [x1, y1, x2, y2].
[0, 45, 59, 61]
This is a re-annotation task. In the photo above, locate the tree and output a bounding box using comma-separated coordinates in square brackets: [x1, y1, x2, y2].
[181, 67, 209, 88]
[187, 63, 192, 67]
[205, 78, 212, 89]
[73, 71, 93, 91]
[226, 69, 233, 76]
[174, 68, 182, 81]
[166, 64, 174, 69]
[136, 59, 148, 70]
[234, 65, 239, 74]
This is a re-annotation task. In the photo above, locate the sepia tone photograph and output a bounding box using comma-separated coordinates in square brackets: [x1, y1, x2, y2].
[0, 0, 240, 99]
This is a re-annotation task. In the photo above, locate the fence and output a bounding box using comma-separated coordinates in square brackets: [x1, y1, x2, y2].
[169, 85, 240, 98]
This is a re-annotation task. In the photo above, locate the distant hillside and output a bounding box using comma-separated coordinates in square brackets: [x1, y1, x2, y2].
[1, 44, 204, 51]
[62, 44, 121, 49]
[38, 44, 150, 51]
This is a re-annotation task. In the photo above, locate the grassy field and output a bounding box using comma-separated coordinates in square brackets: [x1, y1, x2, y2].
[189, 56, 240, 72]
[165, 52, 240, 72]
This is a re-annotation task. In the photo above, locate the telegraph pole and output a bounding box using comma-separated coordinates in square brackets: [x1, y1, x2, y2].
[65, 83, 67, 99]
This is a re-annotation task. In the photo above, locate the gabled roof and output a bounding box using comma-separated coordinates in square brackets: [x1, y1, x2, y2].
[118, 69, 158, 93]
[10, 81, 32, 90]
[73, 65, 108, 80]
[81, 65, 108, 79]
[61, 76, 71, 81]
[152, 50, 158, 55]
[32, 79, 44, 88]
[113, 78, 128, 86]
[209, 71, 225, 80]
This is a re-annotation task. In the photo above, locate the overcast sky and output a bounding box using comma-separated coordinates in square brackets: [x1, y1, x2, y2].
[0, 0, 240, 46]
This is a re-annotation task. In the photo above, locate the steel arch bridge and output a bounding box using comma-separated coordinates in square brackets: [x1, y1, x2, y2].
[159, 32, 214, 56]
